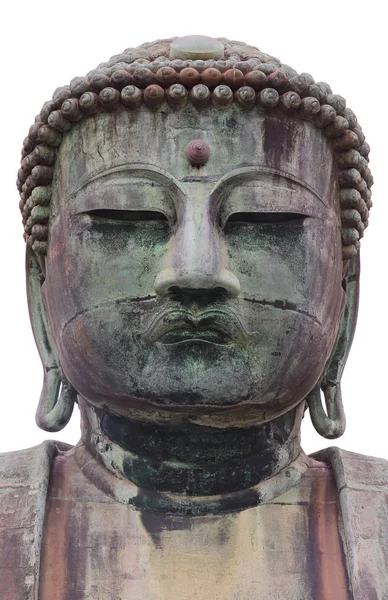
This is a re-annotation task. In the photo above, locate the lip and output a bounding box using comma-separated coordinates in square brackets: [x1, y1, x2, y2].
[142, 308, 249, 346]
[159, 326, 231, 345]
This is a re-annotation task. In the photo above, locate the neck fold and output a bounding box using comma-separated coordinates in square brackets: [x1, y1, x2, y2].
[77, 400, 306, 511]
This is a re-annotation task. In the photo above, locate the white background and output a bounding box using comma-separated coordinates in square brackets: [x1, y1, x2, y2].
[0, 0, 386, 458]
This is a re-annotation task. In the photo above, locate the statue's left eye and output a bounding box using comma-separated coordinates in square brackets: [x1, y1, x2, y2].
[87, 209, 168, 221]
[225, 212, 307, 225]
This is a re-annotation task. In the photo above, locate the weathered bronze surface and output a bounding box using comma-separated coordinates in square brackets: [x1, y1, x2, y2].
[1, 35, 387, 599]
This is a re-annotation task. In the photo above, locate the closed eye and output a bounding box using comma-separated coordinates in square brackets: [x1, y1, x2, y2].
[224, 212, 307, 225]
[87, 209, 168, 221]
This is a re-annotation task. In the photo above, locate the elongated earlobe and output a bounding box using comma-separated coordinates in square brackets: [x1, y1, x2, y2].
[307, 382, 345, 439]
[27, 246, 77, 432]
[36, 367, 76, 432]
[307, 254, 360, 439]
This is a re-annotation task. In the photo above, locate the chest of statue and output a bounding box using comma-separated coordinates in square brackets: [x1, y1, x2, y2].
[39, 449, 351, 600]
[1, 442, 388, 600]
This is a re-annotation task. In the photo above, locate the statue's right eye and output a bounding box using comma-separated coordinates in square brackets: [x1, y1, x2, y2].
[86, 209, 169, 222]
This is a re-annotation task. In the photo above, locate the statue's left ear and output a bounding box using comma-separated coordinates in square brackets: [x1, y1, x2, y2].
[306, 253, 360, 439]
[26, 247, 76, 432]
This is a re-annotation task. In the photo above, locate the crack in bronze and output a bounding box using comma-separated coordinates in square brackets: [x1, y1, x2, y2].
[61, 295, 158, 334]
[242, 297, 322, 326]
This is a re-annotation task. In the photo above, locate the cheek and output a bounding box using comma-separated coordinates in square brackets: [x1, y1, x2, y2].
[226, 219, 309, 292]
[226, 216, 343, 323]
[45, 215, 170, 331]
[225, 216, 344, 395]
[233, 302, 341, 410]
[54, 306, 142, 400]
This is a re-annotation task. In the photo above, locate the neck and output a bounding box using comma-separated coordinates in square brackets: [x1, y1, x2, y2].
[79, 400, 305, 500]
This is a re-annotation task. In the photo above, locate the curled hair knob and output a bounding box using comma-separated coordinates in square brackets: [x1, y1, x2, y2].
[156, 67, 178, 87]
[190, 84, 211, 108]
[327, 93, 346, 114]
[48, 110, 71, 132]
[344, 108, 357, 129]
[40, 101, 56, 123]
[79, 92, 100, 115]
[234, 86, 256, 109]
[222, 69, 244, 90]
[143, 84, 165, 108]
[308, 82, 329, 104]
[212, 85, 233, 108]
[179, 68, 201, 88]
[324, 116, 349, 138]
[314, 104, 337, 128]
[52, 86, 72, 109]
[99, 87, 120, 111]
[299, 97, 320, 119]
[245, 70, 268, 91]
[359, 141, 370, 160]
[31, 165, 53, 187]
[289, 73, 315, 96]
[61, 98, 83, 122]
[267, 70, 290, 91]
[37, 125, 62, 147]
[110, 69, 133, 90]
[33, 145, 56, 166]
[133, 67, 155, 88]
[121, 85, 142, 108]
[28, 123, 43, 144]
[201, 68, 222, 89]
[279, 91, 301, 111]
[70, 77, 90, 97]
[259, 88, 279, 107]
[333, 131, 359, 152]
[166, 84, 188, 108]
[23, 136, 35, 154]
[89, 73, 110, 92]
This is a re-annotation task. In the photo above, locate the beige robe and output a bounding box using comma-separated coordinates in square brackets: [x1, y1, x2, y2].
[0, 441, 387, 599]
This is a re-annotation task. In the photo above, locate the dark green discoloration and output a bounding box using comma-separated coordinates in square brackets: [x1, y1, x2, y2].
[99, 407, 297, 495]
[101, 409, 294, 464]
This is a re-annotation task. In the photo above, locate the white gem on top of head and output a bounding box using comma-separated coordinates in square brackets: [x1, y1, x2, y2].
[170, 35, 225, 61]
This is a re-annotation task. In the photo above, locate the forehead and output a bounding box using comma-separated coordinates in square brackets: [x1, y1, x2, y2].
[53, 106, 337, 205]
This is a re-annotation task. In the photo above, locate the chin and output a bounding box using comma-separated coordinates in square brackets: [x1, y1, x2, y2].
[74, 349, 319, 430]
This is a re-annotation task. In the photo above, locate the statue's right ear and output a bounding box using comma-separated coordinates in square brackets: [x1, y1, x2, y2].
[26, 246, 76, 432]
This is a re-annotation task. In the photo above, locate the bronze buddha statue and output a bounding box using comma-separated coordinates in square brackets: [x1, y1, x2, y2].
[1, 35, 386, 599]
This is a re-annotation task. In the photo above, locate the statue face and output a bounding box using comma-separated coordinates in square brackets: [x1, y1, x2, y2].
[42, 106, 344, 427]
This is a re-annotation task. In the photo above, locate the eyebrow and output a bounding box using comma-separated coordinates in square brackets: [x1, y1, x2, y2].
[67, 163, 186, 201]
[210, 166, 328, 207]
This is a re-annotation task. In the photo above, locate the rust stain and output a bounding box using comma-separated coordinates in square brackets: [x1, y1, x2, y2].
[308, 465, 351, 599]
[38, 454, 83, 600]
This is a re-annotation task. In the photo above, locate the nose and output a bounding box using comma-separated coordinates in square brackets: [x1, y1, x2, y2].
[154, 267, 240, 298]
[154, 202, 240, 299]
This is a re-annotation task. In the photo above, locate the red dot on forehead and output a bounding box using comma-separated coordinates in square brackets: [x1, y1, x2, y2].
[185, 139, 210, 166]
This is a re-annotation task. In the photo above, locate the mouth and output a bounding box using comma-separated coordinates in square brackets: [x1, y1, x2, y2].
[159, 326, 231, 345]
[142, 309, 249, 346]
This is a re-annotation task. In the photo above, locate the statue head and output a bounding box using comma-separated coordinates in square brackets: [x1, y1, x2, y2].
[18, 36, 372, 444]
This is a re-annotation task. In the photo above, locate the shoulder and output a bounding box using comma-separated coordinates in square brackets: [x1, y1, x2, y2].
[312, 447, 388, 598]
[0, 440, 72, 600]
[311, 446, 388, 492]
[0, 440, 72, 486]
